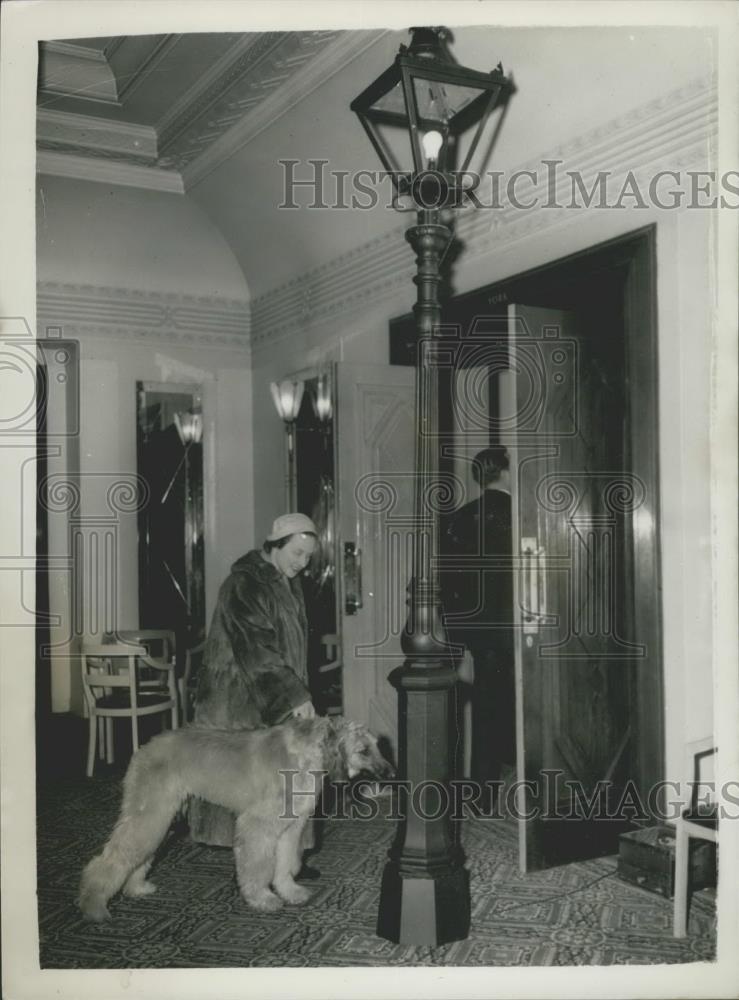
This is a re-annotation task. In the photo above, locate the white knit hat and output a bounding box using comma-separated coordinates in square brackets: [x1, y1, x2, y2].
[266, 512, 317, 542]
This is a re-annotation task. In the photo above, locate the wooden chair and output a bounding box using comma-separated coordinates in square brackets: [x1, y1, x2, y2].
[113, 629, 180, 714]
[81, 643, 179, 777]
[116, 629, 176, 663]
[672, 738, 718, 937]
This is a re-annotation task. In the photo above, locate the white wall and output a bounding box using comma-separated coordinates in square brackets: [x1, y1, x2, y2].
[37, 175, 248, 299]
[36, 175, 253, 713]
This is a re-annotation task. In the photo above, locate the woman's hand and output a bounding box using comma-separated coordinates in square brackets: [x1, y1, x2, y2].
[292, 700, 316, 720]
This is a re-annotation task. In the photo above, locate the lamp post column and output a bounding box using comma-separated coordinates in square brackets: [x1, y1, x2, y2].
[283, 420, 298, 510]
[376, 207, 470, 946]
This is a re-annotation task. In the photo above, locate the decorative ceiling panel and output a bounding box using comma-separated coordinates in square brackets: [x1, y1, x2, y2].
[157, 31, 342, 171]
[36, 30, 349, 186]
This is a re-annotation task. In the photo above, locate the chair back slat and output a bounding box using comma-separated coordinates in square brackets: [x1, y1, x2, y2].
[84, 643, 146, 657]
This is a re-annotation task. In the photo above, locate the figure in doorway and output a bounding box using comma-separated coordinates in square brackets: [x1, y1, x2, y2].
[442, 446, 515, 808]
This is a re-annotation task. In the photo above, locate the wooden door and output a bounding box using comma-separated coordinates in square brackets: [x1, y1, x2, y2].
[506, 304, 641, 872]
[336, 362, 416, 759]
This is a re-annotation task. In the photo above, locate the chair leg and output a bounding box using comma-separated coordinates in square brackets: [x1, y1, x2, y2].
[105, 718, 114, 764]
[86, 716, 97, 778]
[673, 821, 690, 937]
[132, 713, 140, 753]
[171, 703, 179, 730]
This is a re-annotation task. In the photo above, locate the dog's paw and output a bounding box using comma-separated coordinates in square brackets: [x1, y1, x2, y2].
[79, 900, 112, 922]
[123, 879, 157, 898]
[245, 889, 283, 913]
[274, 880, 313, 905]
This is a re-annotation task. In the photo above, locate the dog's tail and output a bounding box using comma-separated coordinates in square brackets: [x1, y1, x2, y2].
[78, 735, 187, 921]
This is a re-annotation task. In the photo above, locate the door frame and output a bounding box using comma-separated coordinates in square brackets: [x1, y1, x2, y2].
[391, 224, 663, 801]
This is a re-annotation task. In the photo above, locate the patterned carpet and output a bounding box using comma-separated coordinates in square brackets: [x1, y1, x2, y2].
[36, 769, 716, 968]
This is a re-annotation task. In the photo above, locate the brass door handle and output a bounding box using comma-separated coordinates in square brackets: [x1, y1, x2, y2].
[521, 537, 546, 634]
[344, 541, 363, 614]
[521, 537, 537, 634]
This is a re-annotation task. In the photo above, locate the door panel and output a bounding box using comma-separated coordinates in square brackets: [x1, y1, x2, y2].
[337, 362, 415, 758]
[508, 304, 637, 872]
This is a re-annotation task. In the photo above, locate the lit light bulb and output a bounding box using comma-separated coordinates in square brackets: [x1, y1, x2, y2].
[421, 130, 443, 167]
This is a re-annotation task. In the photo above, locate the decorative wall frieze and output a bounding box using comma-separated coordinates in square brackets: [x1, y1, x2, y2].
[37, 281, 251, 353]
[250, 75, 717, 357]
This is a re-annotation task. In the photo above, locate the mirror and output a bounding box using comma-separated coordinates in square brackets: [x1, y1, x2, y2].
[136, 382, 205, 654]
[293, 369, 341, 714]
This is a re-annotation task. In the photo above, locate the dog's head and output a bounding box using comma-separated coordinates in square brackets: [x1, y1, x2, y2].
[332, 719, 395, 782]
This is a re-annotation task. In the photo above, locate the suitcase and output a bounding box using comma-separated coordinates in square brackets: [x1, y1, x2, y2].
[617, 824, 716, 899]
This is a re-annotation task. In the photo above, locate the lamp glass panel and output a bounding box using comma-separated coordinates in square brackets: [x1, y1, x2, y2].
[455, 99, 508, 176]
[368, 118, 415, 178]
[370, 76, 485, 125]
[270, 379, 304, 422]
[370, 78, 407, 117]
[411, 77, 485, 125]
[287, 380, 305, 420]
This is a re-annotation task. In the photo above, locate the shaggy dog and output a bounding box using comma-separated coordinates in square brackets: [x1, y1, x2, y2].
[78, 716, 393, 920]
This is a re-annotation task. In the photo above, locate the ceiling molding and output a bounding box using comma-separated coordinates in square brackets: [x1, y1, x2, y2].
[249, 75, 717, 356]
[43, 40, 108, 63]
[155, 33, 268, 147]
[37, 150, 184, 194]
[116, 34, 181, 104]
[162, 31, 343, 175]
[37, 109, 158, 161]
[103, 37, 126, 60]
[39, 43, 119, 104]
[183, 29, 388, 190]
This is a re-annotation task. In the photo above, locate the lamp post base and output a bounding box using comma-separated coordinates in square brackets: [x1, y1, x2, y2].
[377, 859, 470, 946]
[375, 660, 470, 946]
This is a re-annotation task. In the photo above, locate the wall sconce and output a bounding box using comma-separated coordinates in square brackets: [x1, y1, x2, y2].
[312, 369, 333, 425]
[174, 410, 203, 446]
[270, 378, 305, 507]
[163, 409, 203, 506]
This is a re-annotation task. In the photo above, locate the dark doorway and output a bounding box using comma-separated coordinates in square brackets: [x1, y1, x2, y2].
[392, 225, 661, 866]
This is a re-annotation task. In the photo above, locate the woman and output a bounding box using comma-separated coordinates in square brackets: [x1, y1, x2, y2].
[188, 513, 318, 846]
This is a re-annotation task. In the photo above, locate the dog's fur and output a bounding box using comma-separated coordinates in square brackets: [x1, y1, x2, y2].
[78, 716, 393, 920]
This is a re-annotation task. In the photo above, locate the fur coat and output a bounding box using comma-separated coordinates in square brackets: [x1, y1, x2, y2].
[188, 550, 312, 846]
[193, 549, 311, 728]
